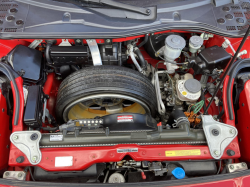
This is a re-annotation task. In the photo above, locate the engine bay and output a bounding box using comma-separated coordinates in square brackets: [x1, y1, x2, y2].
[0, 30, 250, 184]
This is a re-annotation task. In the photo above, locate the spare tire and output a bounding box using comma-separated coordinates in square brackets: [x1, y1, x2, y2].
[56, 65, 157, 122]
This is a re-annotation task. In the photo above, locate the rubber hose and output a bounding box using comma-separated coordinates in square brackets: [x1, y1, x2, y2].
[134, 47, 147, 70]
[227, 59, 250, 119]
[217, 107, 224, 119]
[0, 64, 19, 126]
[220, 159, 232, 174]
[138, 34, 149, 48]
[46, 43, 52, 64]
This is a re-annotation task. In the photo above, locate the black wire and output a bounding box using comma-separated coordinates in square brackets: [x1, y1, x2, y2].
[205, 25, 250, 114]
[29, 167, 36, 181]
[217, 160, 222, 174]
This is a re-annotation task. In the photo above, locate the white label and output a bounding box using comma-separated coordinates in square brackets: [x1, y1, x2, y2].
[117, 148, 138, 153]
[50, 135, 63, 141]
[55, 156, 73, 167]
[117, 115, 133, 122]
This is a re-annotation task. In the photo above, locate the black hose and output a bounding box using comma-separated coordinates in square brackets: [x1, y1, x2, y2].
[134, 47, 147, 70]
[138, 34, 149, 48]
[29, 167, 36, 181]
[227, 59, 250, 119]
[41, 126, 59, 131]
[221, 159, 232, 174]
[205, 25, 250, 114]
[0, 63, 19, 126]
[45, 43, 52, 64]
[201, 90, 206, 113]
[217, 107, 225, 119]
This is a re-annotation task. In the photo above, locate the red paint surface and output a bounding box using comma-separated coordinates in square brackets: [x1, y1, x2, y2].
[0, 32, 247, 184]
[0, 90, 11, 171]
[237, 80, 250, 163]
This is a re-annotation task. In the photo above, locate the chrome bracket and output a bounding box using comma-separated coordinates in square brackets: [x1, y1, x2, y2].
[202, 115, 238, 159]
[86, 39, 102, 66]
[10, 131, 42, 165]
[3, 171, 26, 180]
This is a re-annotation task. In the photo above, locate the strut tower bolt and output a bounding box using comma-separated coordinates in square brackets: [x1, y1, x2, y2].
[32, 156, 38, 162]
[230, 165, 234, 169]
[13, 135, 18, 140]
[230, 129, 235, 134]
[214, 150, 219, 155]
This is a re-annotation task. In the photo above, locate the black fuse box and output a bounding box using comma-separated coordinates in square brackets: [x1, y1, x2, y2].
[24, 85, 44, 128]
[191, 46, 231, 74]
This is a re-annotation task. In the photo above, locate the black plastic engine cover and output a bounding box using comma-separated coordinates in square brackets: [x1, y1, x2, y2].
[102, 113, 157, 131]
[6, 45, 42, 83]
[24, 85, 44, 128]
[191, 46, 231, 74]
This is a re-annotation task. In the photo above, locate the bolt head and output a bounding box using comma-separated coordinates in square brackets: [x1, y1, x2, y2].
[230, 129, 235, 134]
[13, 135, 18, 140]
[230, 165, 234, 169]
[32, 156, 38, 162]
[5, 172, 9, 176]
[106, 39, 111, 43]
[76, 39, 81, 43]
[214, 150, 219, 155]
[242, 162, 247, 167]
[18, 173, 22, 178]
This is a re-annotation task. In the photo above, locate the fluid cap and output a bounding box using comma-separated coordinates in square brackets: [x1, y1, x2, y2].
[165, 35, 186, 50]
[184, 79, 201, 93]
[172, 167, 185, 179]
[189, 36, 203, 48]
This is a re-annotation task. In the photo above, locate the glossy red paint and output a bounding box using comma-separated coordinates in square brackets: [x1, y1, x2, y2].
[237, 80, 250, 163]
[0, 89, 10, 171]
[8, 144, 240, 172]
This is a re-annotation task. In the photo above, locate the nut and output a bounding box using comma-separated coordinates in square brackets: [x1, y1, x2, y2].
[242, 162, 247, 167]
[230, 165, 234, 169]
[18, 173, 22, 178]
[230, 129, 236, 134]
[13, 135, 18, 140]
[214, 150, 219, 155]
[32, 156, 38, 162]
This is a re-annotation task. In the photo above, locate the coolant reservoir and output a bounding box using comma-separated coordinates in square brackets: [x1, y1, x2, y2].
[176, 78, 201, 102]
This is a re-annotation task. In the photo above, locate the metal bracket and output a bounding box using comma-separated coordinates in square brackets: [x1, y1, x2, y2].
[3, 171, 26, 180]
[228, 162, 248, 173]
[202, 115, 238, 159]
[86, 39, 102, 66]
[10, 131, 42, 165]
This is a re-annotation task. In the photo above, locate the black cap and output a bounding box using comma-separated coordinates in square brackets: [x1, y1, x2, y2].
[226, 149, 235, 156]
[16, 156, 25, 163]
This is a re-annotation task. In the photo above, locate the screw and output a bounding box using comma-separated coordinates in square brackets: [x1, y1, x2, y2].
[2, 108, 4, 112]
[230, 129, 235, 134]
[242, 162, 247, 167]
[76, 39, 81, 43]
[18, 173, 22, 178]
[13, 135, 18, 140]
[32, 156, 38, 162]
[146, 9, 151, 15]
[106, 39, 111, 43]
[230, 165, 234, 169]
[5, 172, 9, 176]
[212, 129, 219, 136]
[214, 150, 219, 155]
[242, 103, 245, 106]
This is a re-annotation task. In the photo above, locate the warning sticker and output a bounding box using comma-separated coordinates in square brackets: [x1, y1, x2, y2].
[50, 135, 63, 142]
[117, 148, 138, 153]
[165, 149, 201, 157]
[117, 115, 133, 122]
